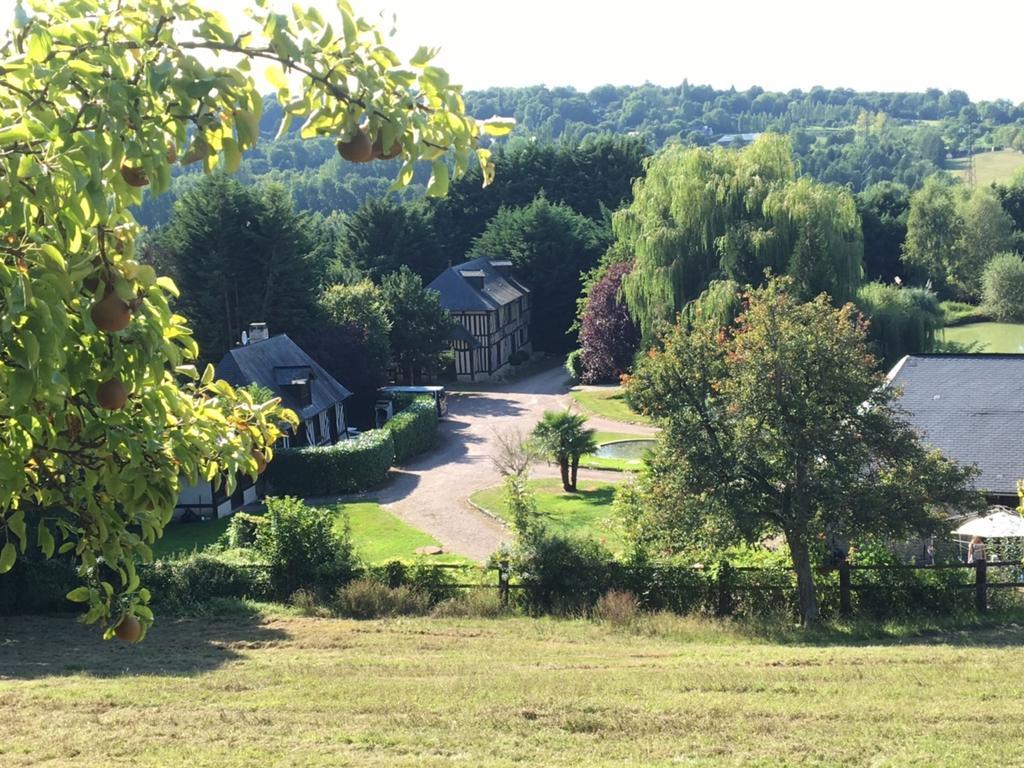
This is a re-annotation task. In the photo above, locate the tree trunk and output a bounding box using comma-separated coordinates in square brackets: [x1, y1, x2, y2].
[559, 459, 571, 492]
[786, 529, 819, 626]
[569, 457, 579, 491]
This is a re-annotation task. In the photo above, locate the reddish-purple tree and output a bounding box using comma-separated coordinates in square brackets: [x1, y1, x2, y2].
[579, 262, 641, 383]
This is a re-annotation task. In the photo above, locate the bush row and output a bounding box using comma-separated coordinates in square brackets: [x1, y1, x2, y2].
[266, 429, 394, 496]
[384, 397, 439, 464]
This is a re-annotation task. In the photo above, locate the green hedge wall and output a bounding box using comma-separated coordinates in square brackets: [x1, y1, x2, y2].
[385, 397, 439, 464]
[266, 429, 394, 497]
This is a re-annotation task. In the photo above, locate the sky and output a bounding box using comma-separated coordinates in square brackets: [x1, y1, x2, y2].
[2, 0, 1022, 102]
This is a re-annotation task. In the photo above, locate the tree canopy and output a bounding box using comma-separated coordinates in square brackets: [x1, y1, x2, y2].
[0, 0, 507, 637]
[618, 135, 864, 338]
[626, 279, 978, 625]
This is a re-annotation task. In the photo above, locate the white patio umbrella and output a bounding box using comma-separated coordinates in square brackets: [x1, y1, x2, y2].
[952, 510, 1024, 538]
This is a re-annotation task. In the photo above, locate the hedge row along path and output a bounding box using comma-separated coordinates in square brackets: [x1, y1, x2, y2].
[341, 363, 656, 562]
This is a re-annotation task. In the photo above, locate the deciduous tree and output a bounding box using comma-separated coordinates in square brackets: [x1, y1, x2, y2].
[380, 267, 453, 383]
[0, 0, 507, 636]
[626, 279, 978, 625]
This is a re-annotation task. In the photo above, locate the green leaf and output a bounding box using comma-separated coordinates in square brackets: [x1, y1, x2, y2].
[427, 159, 450, 197]
[26, 28, 52, 63]
[265, 64, 288, 91]
[37, 521, 55, 558]
[222, 137, 241, 173]
[0, 543, 14, 574]
[481, 117, 517, 137]
[37, 243, 66, 271]
[410, 46, 436, 67]
[0, 123, 33, 145]
[66, 586, 91, 603]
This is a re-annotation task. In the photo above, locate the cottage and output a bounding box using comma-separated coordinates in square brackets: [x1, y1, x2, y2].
[427, 258, 531, 382]
[175, 323, 352, 518]
[886, 354, 1024, 507]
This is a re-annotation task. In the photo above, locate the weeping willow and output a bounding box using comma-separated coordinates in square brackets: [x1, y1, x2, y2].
[620, 134, 864, 339]
[854, 282, 941, 368]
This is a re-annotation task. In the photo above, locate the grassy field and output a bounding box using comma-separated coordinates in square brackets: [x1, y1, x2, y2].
[570, 386, 652, 425]
[152, 502, 465, 564]
[947, 149, 1024, 185]
[940, 321, 1024, 353]
[4, 612, 1024, 766]
[472, 478, 623, 551]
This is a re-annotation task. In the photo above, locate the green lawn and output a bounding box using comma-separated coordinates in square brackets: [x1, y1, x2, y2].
[947, 149, 1024, 186]
[472, 478, 623, 552]
[940, 321, 1024, 353]
[570, 386, 651, 425]
[153, 502, 466, 564]
[4, 612, 1024, 766]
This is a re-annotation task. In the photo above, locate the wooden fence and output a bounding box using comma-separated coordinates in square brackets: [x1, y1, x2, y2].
[405, 558, 1024, 617]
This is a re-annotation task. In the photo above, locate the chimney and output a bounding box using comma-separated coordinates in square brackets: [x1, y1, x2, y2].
[247, 322, 269, 344]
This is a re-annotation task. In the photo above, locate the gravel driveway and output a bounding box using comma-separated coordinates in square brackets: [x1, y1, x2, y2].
[367, 363, 655, 562]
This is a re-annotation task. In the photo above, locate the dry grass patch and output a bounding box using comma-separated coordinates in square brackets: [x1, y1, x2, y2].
[3, 613, 1024, 766]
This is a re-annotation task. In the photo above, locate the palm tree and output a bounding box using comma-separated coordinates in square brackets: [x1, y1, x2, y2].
[531, 410, 598, 492]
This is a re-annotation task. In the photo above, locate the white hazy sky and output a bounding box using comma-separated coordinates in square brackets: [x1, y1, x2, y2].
[3, 0, 1022, 102]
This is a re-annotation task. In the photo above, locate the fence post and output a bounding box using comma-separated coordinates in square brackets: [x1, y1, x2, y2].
[975, 559, 987, 614]
[498, 559, 510, 607]
[839, 559, 852, 619]
[716, 560, 732, 617]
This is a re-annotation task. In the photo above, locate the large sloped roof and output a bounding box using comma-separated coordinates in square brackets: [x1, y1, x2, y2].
[887, 354, 1024, 495]
[427, 257, 530, 312]
[216, 334, 351, 421]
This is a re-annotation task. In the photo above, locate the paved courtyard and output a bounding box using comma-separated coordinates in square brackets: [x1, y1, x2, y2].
[364, 363, 655, 561]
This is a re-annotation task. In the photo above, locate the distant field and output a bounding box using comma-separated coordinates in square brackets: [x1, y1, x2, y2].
[5, 613, 1024, 766]
[947, 149, 1024, 186]
[940, 322, 1024, 353]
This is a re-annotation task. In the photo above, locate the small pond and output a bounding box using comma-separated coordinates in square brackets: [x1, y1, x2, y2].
[940, 322, 1024, 353]
[594, 439, 656, 461]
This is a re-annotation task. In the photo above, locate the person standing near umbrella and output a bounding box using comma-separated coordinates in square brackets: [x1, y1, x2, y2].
[968, 535, 987, 564]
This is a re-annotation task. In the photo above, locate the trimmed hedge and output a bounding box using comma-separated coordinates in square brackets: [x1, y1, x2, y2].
[384, 397, 439, 464]
[266, 429, 394, 496]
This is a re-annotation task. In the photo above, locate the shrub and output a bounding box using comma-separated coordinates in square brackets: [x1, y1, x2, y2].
[511, 530, 615, 614]
[255, 496, 357, 597]
[289, 588, 324, 617]
[333, 578, 430, 619]
[855, 282, 941, 367]
[0, 556, 80, 615]
[593, 589, 641, 626]
[982, 252, 1024, 322]
[266, 429, 394, 496]
[366, 560, 460, 604]
[144, 555, 272, 610]
[226, 512, 266, 549]
[578, 261, 640, 383]
[432, 589, 507, 618]
[384, 397, 439, 463]
[565, 349, 584, 381]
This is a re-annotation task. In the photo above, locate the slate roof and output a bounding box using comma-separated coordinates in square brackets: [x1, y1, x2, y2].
[216, 334, 352, 421]
[427, 257, 529, 312]
[886, 354, 1024, 495]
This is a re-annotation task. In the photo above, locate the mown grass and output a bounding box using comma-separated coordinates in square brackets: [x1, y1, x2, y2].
[947, 149, 1024, 185]
[940, 321, 1024, 353]
[4, 611, 1024, 767]
[153, 502, 466, 564]
[472, 478, 623, 551]
[570, 386, 651, 425]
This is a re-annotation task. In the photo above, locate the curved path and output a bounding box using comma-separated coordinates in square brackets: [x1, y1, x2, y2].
[360, 363, 654, 562]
